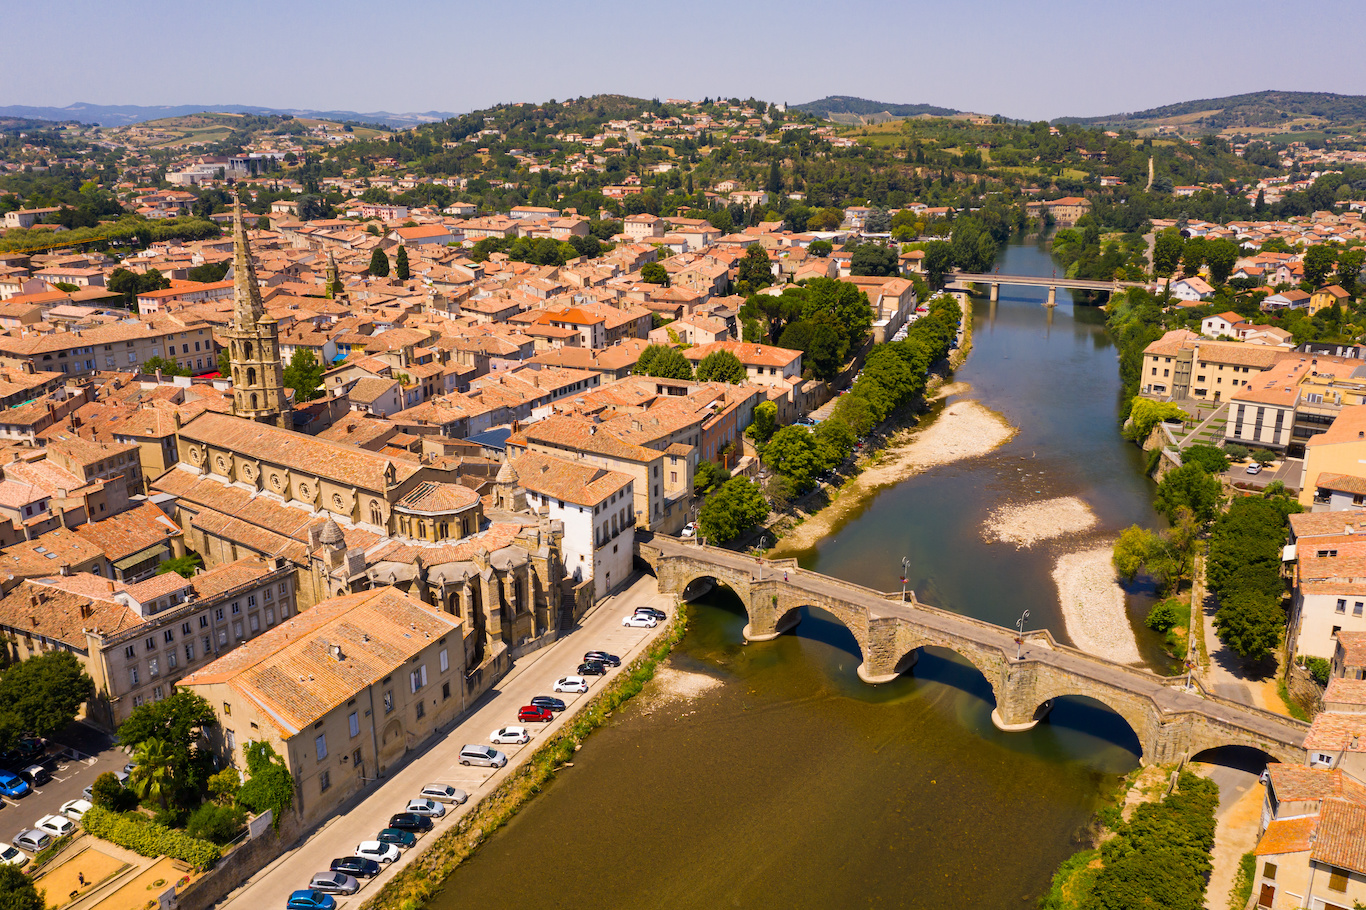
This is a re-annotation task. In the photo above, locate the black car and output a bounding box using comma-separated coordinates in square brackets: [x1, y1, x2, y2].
[633, 607, 666, 621]
[577, 660, 608, 676]
[583, 651, 621, 667]
[18, 765, 50, 787]
[529, 696, 566, 712]
[330, 856, 381, 879]
[387, 812, 433, 833]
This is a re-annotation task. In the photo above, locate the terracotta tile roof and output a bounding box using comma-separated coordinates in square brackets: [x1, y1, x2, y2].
[1290, 512, 1366, 541]
[1312, 473, 1366, 495]
[180, 586, 461, 734]
[1324, 677, 1366, 707]
[1305, 710, 1366, 751]
[1268, 766, 1366, 804]
[396, 481, 480, 514]
[178, 412, 421, 492]
[511, 451, 632, 507]
[0, 528, 106, 578]
[1312, 798, 1366, 873]
[1338, 631, 1366, 666]
[1255, 815, 1317, 855]
[72, 502, 181, 562]
[0, 578, 142, 646]
[513, 414, 661, 464]
[682, 340, 801, 369]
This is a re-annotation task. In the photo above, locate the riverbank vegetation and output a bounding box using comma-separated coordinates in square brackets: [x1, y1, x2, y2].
[360, 604, 689, 910]
[1040, 771, 1218, 910]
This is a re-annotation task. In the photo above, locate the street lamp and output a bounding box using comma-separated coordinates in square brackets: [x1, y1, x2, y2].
[1015, 610, 1030, 660]
[755, 533, 772, 579]
[900, 556, 911, 602]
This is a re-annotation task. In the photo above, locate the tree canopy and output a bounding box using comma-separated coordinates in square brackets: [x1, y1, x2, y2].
[695, 349, 747, 384]
[0, 651, 93, 750]
[282, 348, 324, 402]
[698, 477, 769, 545]
[368, 247, 390, 277]
[633, 343, 693, 380]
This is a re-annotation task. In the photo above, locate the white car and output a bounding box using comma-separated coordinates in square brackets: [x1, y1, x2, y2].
[355, 841, 401, 864]
[681, 522, 697, 538]
[59, 799, 92, 822]
[489, 726, 530, 745]
[0, 846, 26, 868]
[35, 815, 73, 839]
[622, 614, 657, 628]
[554, 676, 588, 693]
[404, 798, 446, 818]
[419, 784, 468, 805]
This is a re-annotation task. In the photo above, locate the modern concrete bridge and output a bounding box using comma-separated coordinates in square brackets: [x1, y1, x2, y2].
[638, 535, 1308, 766]
[947, 271, 1151, 304]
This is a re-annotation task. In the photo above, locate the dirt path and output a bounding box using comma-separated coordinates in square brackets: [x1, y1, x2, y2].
[1196, 766, 1264, 910]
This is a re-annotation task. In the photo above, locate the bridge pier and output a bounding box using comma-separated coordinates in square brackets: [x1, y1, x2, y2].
[989, 282, 999, 302]
[1045, 286, 1057, 306]
[742, 606, 801, 643]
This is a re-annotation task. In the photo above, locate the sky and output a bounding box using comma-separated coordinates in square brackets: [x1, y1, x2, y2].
[8, 0, 1366, 122]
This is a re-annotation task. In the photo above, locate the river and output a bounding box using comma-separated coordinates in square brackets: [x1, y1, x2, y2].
[431, 239, 1165, 908]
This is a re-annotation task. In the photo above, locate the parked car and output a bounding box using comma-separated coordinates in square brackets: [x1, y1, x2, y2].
[634, 607, 667, 621]
[458, 744, 508, 768]
[286, 889, 337, 910]
[11, 830, 48, 853]
[553, 676, 588, 694]
[583, 650, 621, 667]
[307, 872, 359, 895]
[622, 614, 657, 628]
[376, 828, 417, 849]
[681, 522, 697, 538]
[0, 846, 26, 868]
[18, 765, 49, 787]
[35, 815, 73, 839]
[404, 798, 446, 818]
[329, 856, 380, 879]
[1246, 463, 1263, 475]
[122, 762, 137, 776]
[795, 416, 818, 427]
[387, 812, 433, 833]
[0, 772, 30, 799]
[489, 726, 530, 745]
[1259, 767, 1272, 786]
[418, 784, 468, 805]
[529, 696, 566, 713]
[60, 800, 92, 822]
[577, 660, 608, 676]
[355, 841, 401, 863]
[517, 705, 554, 724]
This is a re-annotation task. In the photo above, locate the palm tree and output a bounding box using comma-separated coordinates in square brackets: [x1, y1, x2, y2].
[128, 738, 177, 811]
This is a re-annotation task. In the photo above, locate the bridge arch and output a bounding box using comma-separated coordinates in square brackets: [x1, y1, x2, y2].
[1022, 694, 1146, 760]
[886, 639, 1005, 707]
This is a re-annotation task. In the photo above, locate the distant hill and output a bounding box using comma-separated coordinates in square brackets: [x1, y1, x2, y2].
[792, 96, 959, 125]
[0, 103, 458, 130]
[1054, 90, 1366, 132]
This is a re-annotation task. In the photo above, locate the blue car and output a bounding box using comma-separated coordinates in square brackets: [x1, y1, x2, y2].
[285, 890, 336, 910]
[0, 771, 30, 799]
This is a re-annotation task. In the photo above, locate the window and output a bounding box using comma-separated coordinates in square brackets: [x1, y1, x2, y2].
[264, 588, 273, 602]
[249, 614, 260, 633]
[218, 630, 227, 646]
[215, 608, 225, 621]
[132, 695, 143, 708]
[145, 636, 156, 652]
[349, 712, 360, 738]
[439, 648, 449, 673]
[234, 621, 243, 639]
[167, 652, 177, 670]
[1329, 867, 1349, 892]
[1334, 625, 1343, 638]
[248, 594, 256, 608]
[164, 630, 175, 644]
[148, 658, 158, 677]
[199, 616, 208, 628]
[225, 729, 235, 753]
[266, 608, 275, 625]
[1262, 862, 1276, 880]
[124, 645, 136, 659]
[231, 602, 241, 615]
[410, 665, 427, 693]
[415, 700, 425, 720]
[279, 582, 289, 595]
[153, 686, 164, 700]
[1357, 603, 1365, 617]
[181, 622, 191, 635]
[442, 681, 451, 700]
[129, 667, 139, 686]
[1338, 599, 1348, 614]
[185, 643, 194, 662]
[319, 770, 331, 793]
[352, 748, 362, 769]
[383, 690, 394, 714]
[315, 734, 328, 761]
[203, 635, 211, 654]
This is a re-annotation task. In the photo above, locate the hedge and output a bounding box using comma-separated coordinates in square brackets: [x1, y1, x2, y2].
[80, 807, 221, 868]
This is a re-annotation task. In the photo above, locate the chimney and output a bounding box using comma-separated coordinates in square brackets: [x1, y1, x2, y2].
[331, 644, 344, 661]
[79, 603, 91, 619]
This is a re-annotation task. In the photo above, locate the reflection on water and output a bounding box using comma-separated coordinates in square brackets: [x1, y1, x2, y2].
[433, 240, 1153, 908]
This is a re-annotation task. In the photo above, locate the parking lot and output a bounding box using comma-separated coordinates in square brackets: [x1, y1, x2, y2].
[0, 722, 125, 849]
[223, 573, 674, 910]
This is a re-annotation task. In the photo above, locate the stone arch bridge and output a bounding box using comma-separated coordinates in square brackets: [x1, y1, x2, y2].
[638, 535, 1307, 767]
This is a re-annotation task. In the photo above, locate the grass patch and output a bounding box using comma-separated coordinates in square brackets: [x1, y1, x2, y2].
[1276, 676, 1311, 722]
[1038, 848, 1101, 910]
[360, 602, 689, 910]
[1229, 851, 1255, 910]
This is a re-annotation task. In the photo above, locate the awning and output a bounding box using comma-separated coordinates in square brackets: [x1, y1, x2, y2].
[114, 545, 169, 571]
[1282, 544, 1297, 562]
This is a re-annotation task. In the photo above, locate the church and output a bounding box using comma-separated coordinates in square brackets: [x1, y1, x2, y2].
[151, 200, 572, 690]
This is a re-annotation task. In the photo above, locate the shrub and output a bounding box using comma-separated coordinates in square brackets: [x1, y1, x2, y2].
[81, 806, 221, 868]
[207, 768, 240, 806]
[1222, 443, 1250, 461]
[1145, 600, 1182, 633]
[91, 772, 137, 812]
[185, 803, 247, 845]
[1301, 656, 1331, 687]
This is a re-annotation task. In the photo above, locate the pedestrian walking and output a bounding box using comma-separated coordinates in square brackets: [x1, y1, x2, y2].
[784, 571, 788, 582]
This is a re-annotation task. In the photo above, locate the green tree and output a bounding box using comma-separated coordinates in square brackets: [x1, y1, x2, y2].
[1222, 443, 1250, 461]
[641, 262, 669, 285]
[808, 239, 833, 257]
[186, 803, 247, 845]
[697, 477, 769, 544]
[140, 355, 190, 377]
[922, 241, 954, 288]
[1214, 590, 1284, 662]
[207, 768, 241, 807]
[217, 347, 230, 376]
[187, 261, 230, 283]
[0, 651, 93, 749]
[802, 277, 874, 351]
[1154, 463, 1223, 524]
[813, 418, 855, 468]
[695, 350, 746, 384]
[737, 244, 773, 290]
[830, 393, 876, 436]
[90, 771, 135, 812]
[1180, 444, 1229, 475]
[745, 400, 778, 447]
[1251, 448, 1277, 466]
[1126, 398, 1189, 441]
[763, 425, 824, 492]
[368, 247, 390, 277]
[0, 863, 43, 910]
[1181, 235, 1208, 276]
[394, 245, 410, 281]
[1112, 525, 1162, 583]
[282, 349, 324, 402]
[1152, 228, 1185, 277]
[850, 244, 898, 277]
[117, 690, 216, 787]
[156, 553, 203, 578]
[107, 267, 170, 311]
[127, 738, 176, 810]
[1336, 248, 1365, 295]
[693, 460, 730, 496]
[632, 344, 693, 380]
[1304, 244, 1337, 287]
[1204, 238, 1240, 285]
[237, 741, 294, 826]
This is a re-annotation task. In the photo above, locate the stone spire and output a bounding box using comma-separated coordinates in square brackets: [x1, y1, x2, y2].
[495, 459, 519, 484]
[232, 196, 266, 326]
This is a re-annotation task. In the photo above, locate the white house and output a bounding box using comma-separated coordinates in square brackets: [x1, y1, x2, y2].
[507, 452, 634, 599]
[1201, 311, 1242, 338]
[1171, 277, 1215, 301]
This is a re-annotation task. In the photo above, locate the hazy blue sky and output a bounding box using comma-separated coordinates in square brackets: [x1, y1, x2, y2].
[8, 0, 1366, 121]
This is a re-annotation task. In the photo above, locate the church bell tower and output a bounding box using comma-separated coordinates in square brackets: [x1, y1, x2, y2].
[226, 197, 291, 428]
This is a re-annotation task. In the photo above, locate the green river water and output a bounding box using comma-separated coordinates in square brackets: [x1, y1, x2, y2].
[432, 239, 1168, 908]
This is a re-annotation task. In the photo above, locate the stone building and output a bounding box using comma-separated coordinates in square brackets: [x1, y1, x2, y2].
[224, 199, 290, 428]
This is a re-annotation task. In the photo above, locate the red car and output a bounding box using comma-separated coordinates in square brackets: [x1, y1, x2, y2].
[517, 705, 555, 723]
